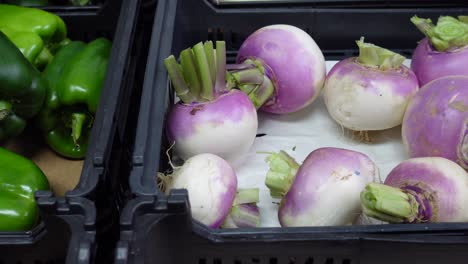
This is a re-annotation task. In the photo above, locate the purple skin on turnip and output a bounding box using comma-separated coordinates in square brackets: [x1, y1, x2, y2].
[402, 75, 468, 169]
[164, 41, 258, 166]
[162, 153, 238, 228]
[265, 147, 378, 227]
[410, 15, 468, 86]
[323, 37, 419, 132]
[361, 157, 468, 223]
[228, 24, 326, 114]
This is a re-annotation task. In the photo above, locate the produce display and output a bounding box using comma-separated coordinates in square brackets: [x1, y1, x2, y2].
[0, 3, 110, 231]
[163, 15, 468, 229]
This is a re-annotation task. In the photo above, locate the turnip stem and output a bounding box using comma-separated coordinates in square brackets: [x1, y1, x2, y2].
[227, 63, 256, 71]
[411, 15, 468, 52]
[215, 41, 227, 93]
[180, 48, 202, 100]
[164, 55, 196, 103]
[249, 77, 275, 109]
[265, 151, 300, 199]
[233, 188, 259, 205]
[204, 41, 216, 87]
[193, 42, 214, 100]
[222, 189, 261, 228]
[232, 68, 264, 85]
[356, 37, 405, 71]
[222, 204, 260, 228]
[360, 183, 419, 223]
[238, 84, 257, 95]
[227, 59, 275, 109]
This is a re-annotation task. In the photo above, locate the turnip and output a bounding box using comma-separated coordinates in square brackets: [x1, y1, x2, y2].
[221, 188, 261, 228]
[265, 147, 379, 227]
[361, 157, 468, 223]
[228, 24, 326, 114]
[410, 15, 468, 86]
[323, 37, 419, 132]
[402, 75, 468, 169]
[161, 153, 238, 228]
[164, 41, 258, 165]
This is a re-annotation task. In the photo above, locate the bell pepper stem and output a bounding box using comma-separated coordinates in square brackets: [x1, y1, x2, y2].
[356, 37, 406, 70]
[0, 101, 12, 121]
[264, 151, 300, 199]
[34, 47, 54, 70]
[360, 183, 419, 223]
[71, 113, 87, 145]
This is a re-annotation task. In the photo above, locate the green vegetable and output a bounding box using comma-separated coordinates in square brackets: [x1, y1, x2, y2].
[0, 147, 50, 231]
[0, 4, 67, 69]
[38, 38, 112, 159]
[411, 15, 468, 52]
[0, 31, 47, 141]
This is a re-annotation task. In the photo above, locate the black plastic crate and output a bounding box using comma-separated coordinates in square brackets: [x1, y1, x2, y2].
[119, 0, 468, 263]
[0, 0, 143, 262]
[117, 194, 468, 264]
[210, 0, 467, 8]
[0, 195, 98, 264]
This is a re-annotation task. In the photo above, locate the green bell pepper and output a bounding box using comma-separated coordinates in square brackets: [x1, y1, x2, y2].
[0, 147, 50, 231]
[0, 31, 47, 141]
[0, 4, 67, 69]
[38, 38, 112, 159]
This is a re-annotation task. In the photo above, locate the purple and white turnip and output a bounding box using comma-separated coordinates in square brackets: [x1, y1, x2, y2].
[229, 24, 327, 114]
[361, 157, 468, 223]
[410, 15, 468, 86]
[265, 147, 378, 227]
[402, 75, 468, 169]
[323, 37, 419, 131]
[161, 153, 238, 228]
[164, 41, 258, 165]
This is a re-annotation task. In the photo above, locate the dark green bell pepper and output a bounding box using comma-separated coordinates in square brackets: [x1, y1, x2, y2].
[0, 147, 50, 231]
[38, 38, 112, 159]
[0, 31, 47, 141]
[0, 4, 67, 69]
